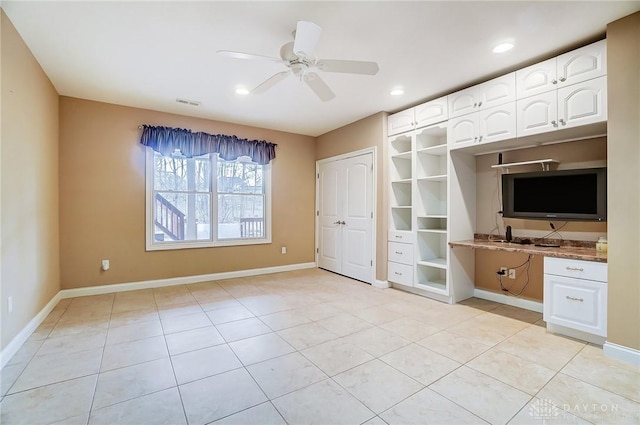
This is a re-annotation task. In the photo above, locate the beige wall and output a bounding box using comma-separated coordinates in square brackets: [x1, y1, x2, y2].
[1, 12, 60, 349]
[315, 113, 388, 282]
[59, 97, 316, 289]
[606, 12, 640, 351]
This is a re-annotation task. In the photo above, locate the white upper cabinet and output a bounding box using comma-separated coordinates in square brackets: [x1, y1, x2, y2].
[517, 91, 559, 137]
[414, 97, 448, 128]
[558, 76, 608, 129]
[448, 102, 516, 147]
[448, 74, 516, 119]
[388, 109, 415, 136]
[557, 39, 607, 87]
[517, 76, 607, 137]
[516, 58, 557, 99]
[388, 96, 448, 136]
[516, 40, 607, 100]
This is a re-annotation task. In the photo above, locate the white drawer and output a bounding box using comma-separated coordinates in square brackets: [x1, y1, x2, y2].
[544, 274, 607, 337]
[388, 242, 413, 265]
[388, 261, 413, 286]
[388, 230, 414, 244]
[544, 257, 607, 282]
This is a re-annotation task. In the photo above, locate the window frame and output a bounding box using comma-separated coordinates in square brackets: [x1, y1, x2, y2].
[145, 148, 272, 251]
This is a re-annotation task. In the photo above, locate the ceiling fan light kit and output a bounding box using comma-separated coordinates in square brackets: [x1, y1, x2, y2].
[217, 20, 379, 101]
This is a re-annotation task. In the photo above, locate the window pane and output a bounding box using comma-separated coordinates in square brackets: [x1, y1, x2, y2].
[218, 194, 265, 239]
[154, 153, 210, 192]
[217, 159, 263, 194]
[153, 192, 210, 242]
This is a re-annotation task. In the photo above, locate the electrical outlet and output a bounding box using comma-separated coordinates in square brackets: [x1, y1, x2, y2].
[102, 260, 110, 271]
[281, 246, 287, 254]
[499, 267, 508, 275]
[508, 268, 516, 279]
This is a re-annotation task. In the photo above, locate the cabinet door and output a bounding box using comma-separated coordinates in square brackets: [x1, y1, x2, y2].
[478, 102, 516, 144]
[557, 76, 607, 129]
[388, 108, 415, 136]
[544, 274, 607, 337]
[479, 73, 516, 110]
[448, 87, 478, 119]
[557, 39, 607, 87]
[447, 115, 478, 146]
[516, 58, 558, 99]
[516, 91, 558, 137]
[414, 96, 448, 128]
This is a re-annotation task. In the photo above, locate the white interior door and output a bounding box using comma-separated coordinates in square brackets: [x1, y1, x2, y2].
[317, 152, 374, 283]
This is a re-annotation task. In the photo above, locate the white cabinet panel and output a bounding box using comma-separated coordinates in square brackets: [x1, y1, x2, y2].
[415, 96, 448, 128]
[448, 74, 515, 119]
[388, 109, 415, 136]
[517, 91, 558, 137]
[388, 241, 413, 265]
[544, 257, 607, 282]
[478, 102, 517, 144]
[558, 76, 607, 129]
[544, 274, 607, 337]
[448, 115, 478, 146]
[557, 39, 607, 87]
[516, 58, 557, 99]
[387, 261, 413, 286]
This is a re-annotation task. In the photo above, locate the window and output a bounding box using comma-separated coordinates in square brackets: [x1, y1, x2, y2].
[146, 149, 270, 250]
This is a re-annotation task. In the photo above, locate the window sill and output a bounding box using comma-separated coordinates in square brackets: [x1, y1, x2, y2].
[146, 237, 272, 251]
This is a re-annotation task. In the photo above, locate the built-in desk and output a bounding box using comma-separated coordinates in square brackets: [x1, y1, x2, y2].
[449, 239, 607, 263]
[449, 238, 608, 344]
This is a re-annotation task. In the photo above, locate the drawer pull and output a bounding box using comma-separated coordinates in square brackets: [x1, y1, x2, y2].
[394, 272, 403, 276]
[395, 235, 402, 239]
[566, 267, 584, 272]
[566, 296, 584, 302]
[395, 251, 403, 255]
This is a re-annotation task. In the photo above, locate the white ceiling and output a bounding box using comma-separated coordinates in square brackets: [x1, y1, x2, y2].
[3, 1, 639, 137]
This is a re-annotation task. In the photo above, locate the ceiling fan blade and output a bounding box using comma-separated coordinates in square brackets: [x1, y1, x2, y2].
[293, 21, 321, 58]
[316, 59, 379, 75]
[252, 71, 291, 94]
[217, 50, 282, 64]
[304, 72, 335, 101]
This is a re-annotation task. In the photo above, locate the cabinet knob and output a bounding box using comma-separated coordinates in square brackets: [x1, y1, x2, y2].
[551, 120, 557, 126]
[552, 79, 558, 84]
[559, 118, 566, 126]
[559, 76, 567, 82]
[473, 102, 478, 108]
[479, 135, 483, 142]
[478, 101, 483, 107]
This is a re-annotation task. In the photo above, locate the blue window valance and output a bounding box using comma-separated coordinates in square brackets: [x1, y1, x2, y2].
[139, 125, 277, 165]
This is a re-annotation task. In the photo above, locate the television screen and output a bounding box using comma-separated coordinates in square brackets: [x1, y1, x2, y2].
[502, 168, 607, 221]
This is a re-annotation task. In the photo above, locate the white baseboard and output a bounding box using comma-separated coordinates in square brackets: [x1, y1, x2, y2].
[373, 279, 390, 289]
[0, 292, 61, 369]
[1, 262, 315, 368]
[473, 289, 543, 313]
[59, 262, 317, 299]
[603, 341, 640, 366]
[546, 322, 606, 345]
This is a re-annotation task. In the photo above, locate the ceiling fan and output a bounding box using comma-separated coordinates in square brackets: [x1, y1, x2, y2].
[217, 21, 379, 101]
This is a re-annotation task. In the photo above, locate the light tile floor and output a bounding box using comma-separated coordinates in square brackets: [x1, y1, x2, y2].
[1, 268, 638, 425]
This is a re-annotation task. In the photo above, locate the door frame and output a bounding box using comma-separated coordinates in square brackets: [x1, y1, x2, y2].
[315, 147, 377, 285]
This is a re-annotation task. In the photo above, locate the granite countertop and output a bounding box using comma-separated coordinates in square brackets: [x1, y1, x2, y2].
[449, 239, 608, 263]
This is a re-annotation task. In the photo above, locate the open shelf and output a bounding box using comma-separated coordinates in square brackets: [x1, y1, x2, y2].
[416, 150, 447, 179]
[415, 123, 447, 151]
[417, 216, 447, 232]
[417, 175, 447, 182]
[391, 181, 412, 207]
[389, 134, 412, 156]
[416, 264, 447, 293]
[417, 231, 447, 265]
[417, 258, 447, 268]
[390, 207, 412, 231]
[491, 158, 558, 172]
[390, 156, 412, 181]
[417, 144, 447, 156]
[416, 180, 447, 216]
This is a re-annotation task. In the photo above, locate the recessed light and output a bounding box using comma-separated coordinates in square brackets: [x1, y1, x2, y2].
[235, 87, 250, 95]
[493, 42, 514, 53]
[390, 88, 404, 96]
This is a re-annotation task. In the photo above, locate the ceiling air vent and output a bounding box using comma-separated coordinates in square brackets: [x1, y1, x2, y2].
[175, 98, 201, 107]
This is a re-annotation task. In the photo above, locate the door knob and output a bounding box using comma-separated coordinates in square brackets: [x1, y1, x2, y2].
[340, 221, 346, 225]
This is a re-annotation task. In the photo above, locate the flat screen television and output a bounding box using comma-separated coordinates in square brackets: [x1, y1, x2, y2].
[502, 167, 607, 221]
